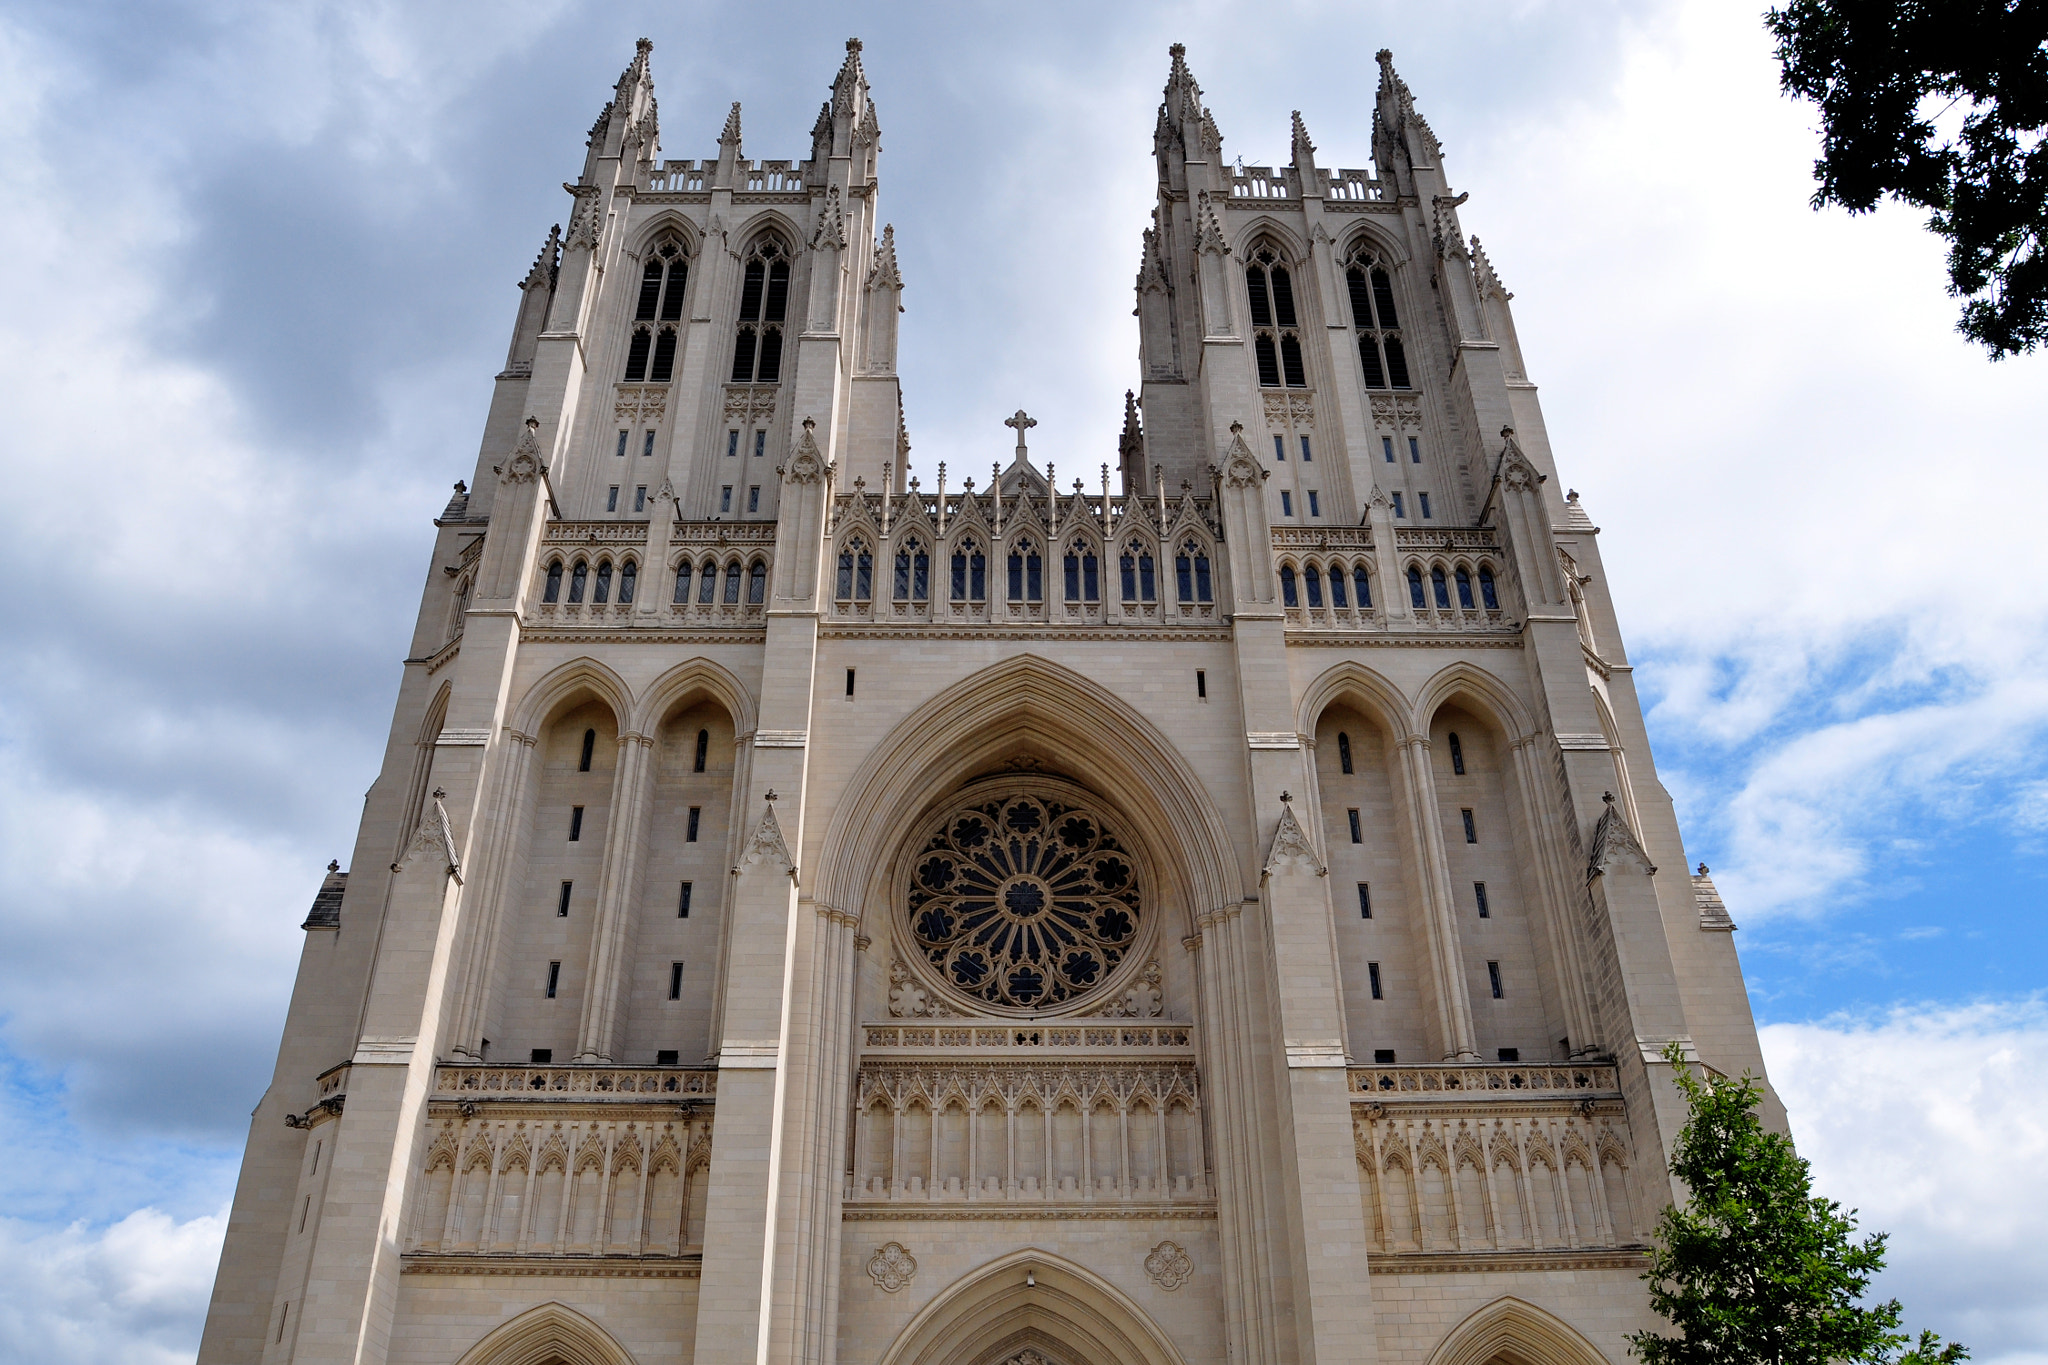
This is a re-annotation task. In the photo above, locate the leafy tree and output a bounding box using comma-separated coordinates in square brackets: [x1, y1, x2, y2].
[1628, 1043, 1967, 1365]
[1766, 0, 2048, 356]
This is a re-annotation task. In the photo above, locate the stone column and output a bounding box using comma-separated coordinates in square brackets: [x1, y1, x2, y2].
[575, 729, 658, 1062]
[1395, 736, 1478, 1061]
[446, 728, 538, 1057]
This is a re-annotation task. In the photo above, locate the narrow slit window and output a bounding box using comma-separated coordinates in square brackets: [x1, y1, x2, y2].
[643, 431, 657, 458]
[754, 431, 767, 458]
[1338, 731, 1354, 774]
[1305, 565, 1323, 607]
[544, 561, 563, 602]
[686, 807, 701, 842]
[1456, 568, 1474, 609]
[579, 729, 596, 771]
[747, 486, 760, 514]
[1330, 565, 1348, 608]
[1391, 492, 1405, 518]
[617, 430, 630, 458]
[1357, 882, 1372, 919]
[727, 430, 740, 458]
[1368, 961, 1384, 999]
[1280, 490, 1294, 517]
[1354, 564, 1371, 607]
[1348, 808, 1363, 844]
[1462, 808, 1477, 843]
[1195, 669, 1207, 699]
[677, 881, 692, 918]
[1474, 881, 1490, 918]
[1280, 565, 1298, 607]
[846, 667, 857, 697]
[607, 486, 619, 512]
[1432, 567, 1451, 609]
[300, 1195, 310, 1233]
[1307, 490, 1320, 518]
[1273, 434, 1286, 462]
[568, 806, 584, 841]
[545, 961, 561, 998]
[1479, 567, 1499, 610]
[1382, 435, 1396, 463]
[1300, 435, 1312, 462]
[1449, 732, 1465, 775]
[1409, 436, 1421, 464]
[694, 728, 709, 772]
[1488, 961, 1503, 999]
[557, 881, 572, 917]
[669, 962, 685, 1000]
[634, 486, 647, 512]
[720, 487, 733, 514]
[1418, 492, 1431, 519]
[1407, 566, 1425, 608]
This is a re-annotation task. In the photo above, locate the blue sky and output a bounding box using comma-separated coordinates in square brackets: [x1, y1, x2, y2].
[0, 2, 2043, 1362]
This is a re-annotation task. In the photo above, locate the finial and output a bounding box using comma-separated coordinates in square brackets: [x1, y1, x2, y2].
[909, 474, 920, 491]
[765, 788, 778, 802]
[720, 101, 742, 144]
[1501, 425, 1516, 440]
[1004, 409, 1037, 456]
[1279, 791, 1292, 803]
[847, 37, 862, 53]
[1229, 420, 1244, 436]
[803, 415, 816, 432]
[328, 859, 340, 873]
[1169, 42, 1185, 58]
[1567, 489, 1580, 502]
[432, 787, 447, 801]
[524, 416, 540, 432]
[1290, 109, 1315, 157]
[853, 475, 866, 492]
[453, 480, 466, 495]
[1697, 862, 1709, 876]
[636, 37, 652, 55]
[1603, 791, 1615, 805]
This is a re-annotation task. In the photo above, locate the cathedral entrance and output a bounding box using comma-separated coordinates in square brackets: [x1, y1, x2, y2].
[875, 1250, 1187, 1365]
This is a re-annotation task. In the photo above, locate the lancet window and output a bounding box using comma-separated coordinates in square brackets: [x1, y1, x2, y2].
[1120, 541, 1158, 602]
[544, 560, 563, 602]
[1345, 250, 1411, 389]
[837, 538, 873, 601]
[894, 538, 929, 601]
[1175, 540, 1213, 603]
[1063, 541, 1101, 602]
[623, 236, 689, 383]
[730, 236, 791, 384]
[1245, 243, 1308, 388]
[1006, 539, 1044, 602]
[950, 540, 987, 602]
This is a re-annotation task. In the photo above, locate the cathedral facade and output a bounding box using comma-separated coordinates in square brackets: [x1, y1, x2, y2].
[197, 37, 1779, 1365]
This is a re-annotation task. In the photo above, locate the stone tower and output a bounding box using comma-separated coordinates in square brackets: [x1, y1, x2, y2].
[196, 38, 1779, 1365]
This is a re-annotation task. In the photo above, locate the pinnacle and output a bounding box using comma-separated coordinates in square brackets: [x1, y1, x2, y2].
[720, 100, 742, 145]
[1291, 109, 1315, 158]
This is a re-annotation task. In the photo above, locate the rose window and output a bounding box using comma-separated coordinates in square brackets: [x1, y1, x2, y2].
[904, 788, 1143, 1011]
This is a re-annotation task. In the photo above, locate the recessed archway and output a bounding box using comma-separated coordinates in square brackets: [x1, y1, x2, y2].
[875, 1248, 1192, 1365]
[452, 1300, 640, 1365]
[1424, 1295, 1615, 1365]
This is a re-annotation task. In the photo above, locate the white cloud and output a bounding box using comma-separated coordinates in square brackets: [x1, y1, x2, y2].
[1762, 1002, 2048, 1365]
[0, 1206, 226, 1365]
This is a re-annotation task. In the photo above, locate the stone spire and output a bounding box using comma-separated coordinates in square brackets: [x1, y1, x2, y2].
[867, 223, 902, 291]
[1290, 109, 1318, 183]
[1291, 109, 1316, 160]
[522, 224, 561, 292]
[719, 100, 742, 154]
[1374, 48, 1442, 171]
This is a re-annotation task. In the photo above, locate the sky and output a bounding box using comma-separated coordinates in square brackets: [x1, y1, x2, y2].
[0, 1, 2042, 1362]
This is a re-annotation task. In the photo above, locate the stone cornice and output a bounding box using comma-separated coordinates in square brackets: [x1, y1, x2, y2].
[840, 1203, 1217, 1222]
[1366, 1248, 1648, 1274]
[401, 1253, 700, 1278]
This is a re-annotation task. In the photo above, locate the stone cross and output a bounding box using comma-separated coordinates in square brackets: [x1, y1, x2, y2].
[1004, 409, 1037, 461]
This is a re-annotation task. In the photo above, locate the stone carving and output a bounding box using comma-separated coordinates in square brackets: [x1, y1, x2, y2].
[1369, 393, 1424, 430]
[867, 1241, 916, 1292]
[812, 184, 847, 251]
[723, 385, 779, 423]
[615, 385, 668, 424]
[498, 418, 543, 485]
[1001, 1353, 1052, 1365]
[1263, 797, 1325, 878]
[1092, 959, 1163, 1018]
[563, 183, 604, 252]
[739, 800, 795, 877]
[786, 418, 828, 484]
[1144, 1239, 1194, 1290]
[1587, 792, 1656, 879]
[1262, 392, 1316, 428]
[887, 957, 949, 1018]
[397, 788, 463, 883]
[1219, 422, 1264, 489]
[1194, 191, 1229, 256]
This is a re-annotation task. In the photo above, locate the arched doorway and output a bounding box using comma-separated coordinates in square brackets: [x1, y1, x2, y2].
[877, 1249, 1191, 1365]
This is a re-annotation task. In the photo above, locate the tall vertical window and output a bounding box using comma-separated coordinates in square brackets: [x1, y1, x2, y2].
[544, 561, 563, 602]
[1175, 541, 1212, 603]
[896, 539, 930, 601]
[668, 962, 685, 1000]
[1345, 253, 1411, 389]
[1409, 436, 1422, 463]
[593, 561, 613, 604]
[643, 432, 657, 457]
[1348, 808, 1363, 844]
[1067, 543, 1102, 602]
[624, 237, 689, 383]
[1462, 808, 1477, 843]
[747, 486, 760, 513]
[1479, 567, 1499, 610]
[1338, 732, 1354, 774]
[1006, 540, 1043, 601]
[693, 729, 709, 773]
[838, 539, 874, 601]
[1305, 564, 1324, 607]
[730, 236, 791, 383]
[727, 431, 740, 458]
[617, 430, 630, 457]
[1356, 882, 1372, 918]
[1245, 243, 1308, 388]
[557, 881, 572, 917]
[606, 487, 620, 512]
[1330, 564, 1348, 607]
[579, 729, 596, 771]
[753, 430, 767, 458]
[545, 961, 561, 998]
[1280, 564, 1298, 607]
[1382, 436, 1396, 463]
[1300, 435, 1313, 462]
[619, 561, 637, 604]
[1407, 566, 1425, 608]
[951, 541, 986, 601]
[1474, 881, 1490, 918]
[1273, 434, 1287, 462]
[687, 807, 702, 842]
[1417, 492, 1431, 519]
[1280, 490, 1294, 517]
[1488, 961, 1504, 999]
[1354, 564, 1371, 607]
[1391, 492, 1405, 518]
[698, 559, 718, 603]
[1120, 543, 1156, 602]
[1307, 490, 1321, 517]
[1368, 961, 1384, 999]
[677, 880, 693, 917]
[1455, 568, 1474, 609]
[568, 806, 584, 841]
[1431, 567, 1451, 609]
[1449, 732, 1465, 775]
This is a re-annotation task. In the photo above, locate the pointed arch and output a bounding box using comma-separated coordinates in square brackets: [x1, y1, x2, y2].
[1229, 216, 1308, 263]
[1411, 661, 1538, 746]
[1423, 1296, 1614, 1365]
[1297, 658, 1416, 745]
[1337, 221, 1413, 269]
[875, 1246, 1191, 1365]
[508, 657, 635, 739]
[810, 654, 1243, 930]
[728, 210, 805, 258]
[624, 210, 701, 260]
[631, 656, 755, 738]
[452, 1300, 640, 1365]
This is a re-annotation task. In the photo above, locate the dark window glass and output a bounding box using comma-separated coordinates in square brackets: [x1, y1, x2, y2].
[838, 551, 854, 600]
[1330, 566, 1348, 608]
[1305, 565, 1323, 607]
[952, 550, 967, 601]
[698, 559, 717, 603]
[618, 561, 636, 603]
[738, 259, 765, 321]
[1138, 553, 1156, 601]
[636, 259, 664, 320]
[1084, 552, 1100, 602]
[1254, 335, 1282, 388]
[568, 806, 583, 841]
[1280, 565, 1298, 607]
[1194, 553, 1211, 602]
[1407, 566, 1424, 608]
[669, 962, 684, 1000]
[1347, 268, 1374, 326]
[1475, 881, 1490, 918]
[1279, 333, 1306, 387]
[658, 263, 687, 321]
[756, 328, 783, 384]
[531, 1048, 553, 1063]
[1271, 266, 1298, 326]
[678, 881, 692, 917]
[558, 881, 572, 916]
[693, 729, 708, 773]
[1456, 568, 1474, 609]
[1176, 554, 1192, 601]
[593, 561, 612, 604]
[1067, 553, 1082, 601]
[1358, 334, 1386, 389]
[748, 561, 766, 604]
[895, 546, 912, 600]
[1025, 548, 1042, 601]
[624, 328, 652, 382]
[569, 562, 587, 603]
[1357, 883, 1371, 918]
[1462, 808, 1477, 844]
[579, 729, 595, 771]
[1348, 808, 1363, 844]
[969, 549, 986, 601]
[1339, 732, 1354, 774]
[1449, 733, 1465, 775]
[723, 562, 741, 603]
[1008, 551, 1024, 601]
[545, 562, 563, 602]
[1498, 1047, 1519, 1063]
[1300, 435, 1312, 462]
[1488, 961, 1503, 999]
[913, 547, 929, 601]
[730, 328, 757, 383]
[1479, 567, 1499, 610]
[545, 962, 560, 998]
[1245, 265, 1272, 326]
[687, 807, 701, 842]
[1120, 553, 1136, 601]
[1354, 565, 1371, 607]
[1371, 268, 1399, 329]
[1274, 434, 1287, 463]
[1385, 336, 1412, 389]
[1431, 567, 1450, 609]
[1373, 1047, 1395, 1063]
[650, 328, 678, 383]
[763, 259, 790, 321]
[657, 1048, 680, 1064]
[1369, 964, 1384, 1000]
[673, 561, 691, 602]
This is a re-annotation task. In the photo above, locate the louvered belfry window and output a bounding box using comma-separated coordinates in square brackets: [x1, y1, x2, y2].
[623, 237, 689, 383]
[1345, 252, 1411, 390]
[1244, 244, 1307, 388]
[730, 236, 792, 384]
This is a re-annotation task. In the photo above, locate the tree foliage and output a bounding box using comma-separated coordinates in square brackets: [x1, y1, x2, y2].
[1767, 0, 2048, 356]
[1627, 1044, 1966, 1365]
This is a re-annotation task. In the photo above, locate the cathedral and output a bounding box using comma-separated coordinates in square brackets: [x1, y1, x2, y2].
[197, 36, 1782, 1365]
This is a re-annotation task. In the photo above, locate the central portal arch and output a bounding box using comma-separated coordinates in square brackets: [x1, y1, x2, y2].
[877, 1249, 1192, 1365]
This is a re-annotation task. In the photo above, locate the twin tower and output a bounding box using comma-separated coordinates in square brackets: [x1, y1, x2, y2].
[198, 37, 1779, 1365]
